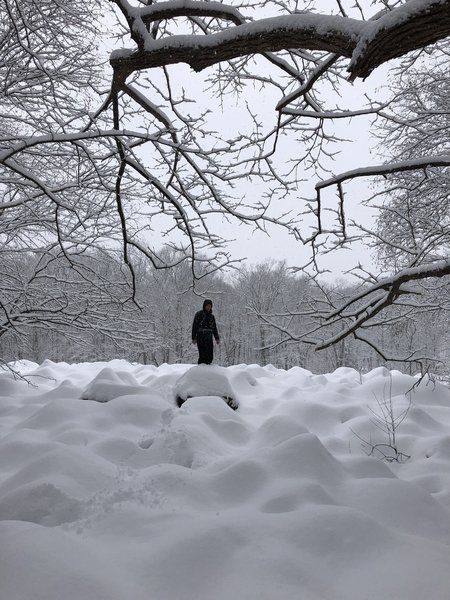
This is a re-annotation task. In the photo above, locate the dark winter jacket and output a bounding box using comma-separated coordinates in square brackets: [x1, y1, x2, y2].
[192, 304, 220, 343]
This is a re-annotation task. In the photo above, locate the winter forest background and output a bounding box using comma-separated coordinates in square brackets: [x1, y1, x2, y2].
[3, 3, 450, 599]
[1, 0, 449, 375]
[1, 253, 447, 374]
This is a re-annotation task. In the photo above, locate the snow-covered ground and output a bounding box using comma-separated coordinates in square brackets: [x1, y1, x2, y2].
[1, 360, 450, 600]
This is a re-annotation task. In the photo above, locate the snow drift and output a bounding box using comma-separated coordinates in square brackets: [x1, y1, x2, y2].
[1, 360, 450, 600]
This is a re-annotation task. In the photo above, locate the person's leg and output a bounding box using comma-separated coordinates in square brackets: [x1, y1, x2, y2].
[204, 336, 214, 364]
[197, 334, 207, 364]
[197, 333, 214, 364]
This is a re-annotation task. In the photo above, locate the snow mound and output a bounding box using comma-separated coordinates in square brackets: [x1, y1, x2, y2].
[81, 367, 149, 402]
[174, 364, 238, 409]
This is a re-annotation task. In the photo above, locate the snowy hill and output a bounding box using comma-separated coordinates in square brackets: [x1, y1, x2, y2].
[1, 360, 450, 600]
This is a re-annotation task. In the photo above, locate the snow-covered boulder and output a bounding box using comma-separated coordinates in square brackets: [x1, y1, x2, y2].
[173, 365, 238, 409]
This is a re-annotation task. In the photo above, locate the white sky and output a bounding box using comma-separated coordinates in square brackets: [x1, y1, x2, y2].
[179, 62, 390, 280]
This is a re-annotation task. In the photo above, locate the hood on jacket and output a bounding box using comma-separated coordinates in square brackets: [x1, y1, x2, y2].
[203, 299, 213, 310]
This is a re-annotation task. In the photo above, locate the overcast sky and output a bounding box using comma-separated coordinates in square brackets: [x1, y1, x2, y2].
[200, 68, 387, 278]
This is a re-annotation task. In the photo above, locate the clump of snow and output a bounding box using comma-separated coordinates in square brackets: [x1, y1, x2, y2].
[81, 367, 148, 402]
[1, 359, 450, 599]
[174, 364, 238, 408]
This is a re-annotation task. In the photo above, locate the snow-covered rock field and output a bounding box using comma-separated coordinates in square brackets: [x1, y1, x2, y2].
[1, 360, 450, 599]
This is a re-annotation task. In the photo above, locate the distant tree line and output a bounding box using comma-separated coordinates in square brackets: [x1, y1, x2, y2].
[1, 249, 448, 376]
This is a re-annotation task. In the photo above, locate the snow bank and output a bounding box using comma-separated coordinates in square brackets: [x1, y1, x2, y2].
[1, 360, 450, 599]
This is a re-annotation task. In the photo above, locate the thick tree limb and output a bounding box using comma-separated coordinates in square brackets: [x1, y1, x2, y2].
[110, 13, 363, 80]
[349, 0, 450, 80]
[110, 0, 450, 81]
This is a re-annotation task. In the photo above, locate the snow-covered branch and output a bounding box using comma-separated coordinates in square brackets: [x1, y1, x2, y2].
[316, 260, 450, 350]
[139, 0, 245, 26]
[317, 155, 450, 192]
[110, 12, 363, 78]
[110, 0, 450, 80]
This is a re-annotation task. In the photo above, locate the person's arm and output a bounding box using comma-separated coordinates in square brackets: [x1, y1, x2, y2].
[212, 315, 220, 343]
[192, 312, 201, 342]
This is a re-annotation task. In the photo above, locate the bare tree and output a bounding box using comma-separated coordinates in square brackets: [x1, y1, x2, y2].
[0, 249, 148, 362]
[326, 41, 450, 366]
[3, 0, 450, 360]
[373, 43, 450, 270]
[352, 373, 411, 463]
[236, 261, 288, 364]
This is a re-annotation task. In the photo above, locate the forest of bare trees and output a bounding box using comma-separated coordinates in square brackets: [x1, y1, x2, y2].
[1, 251, 447, 376]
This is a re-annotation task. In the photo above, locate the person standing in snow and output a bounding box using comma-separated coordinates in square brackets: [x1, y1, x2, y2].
[192, 299, 220, 364]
